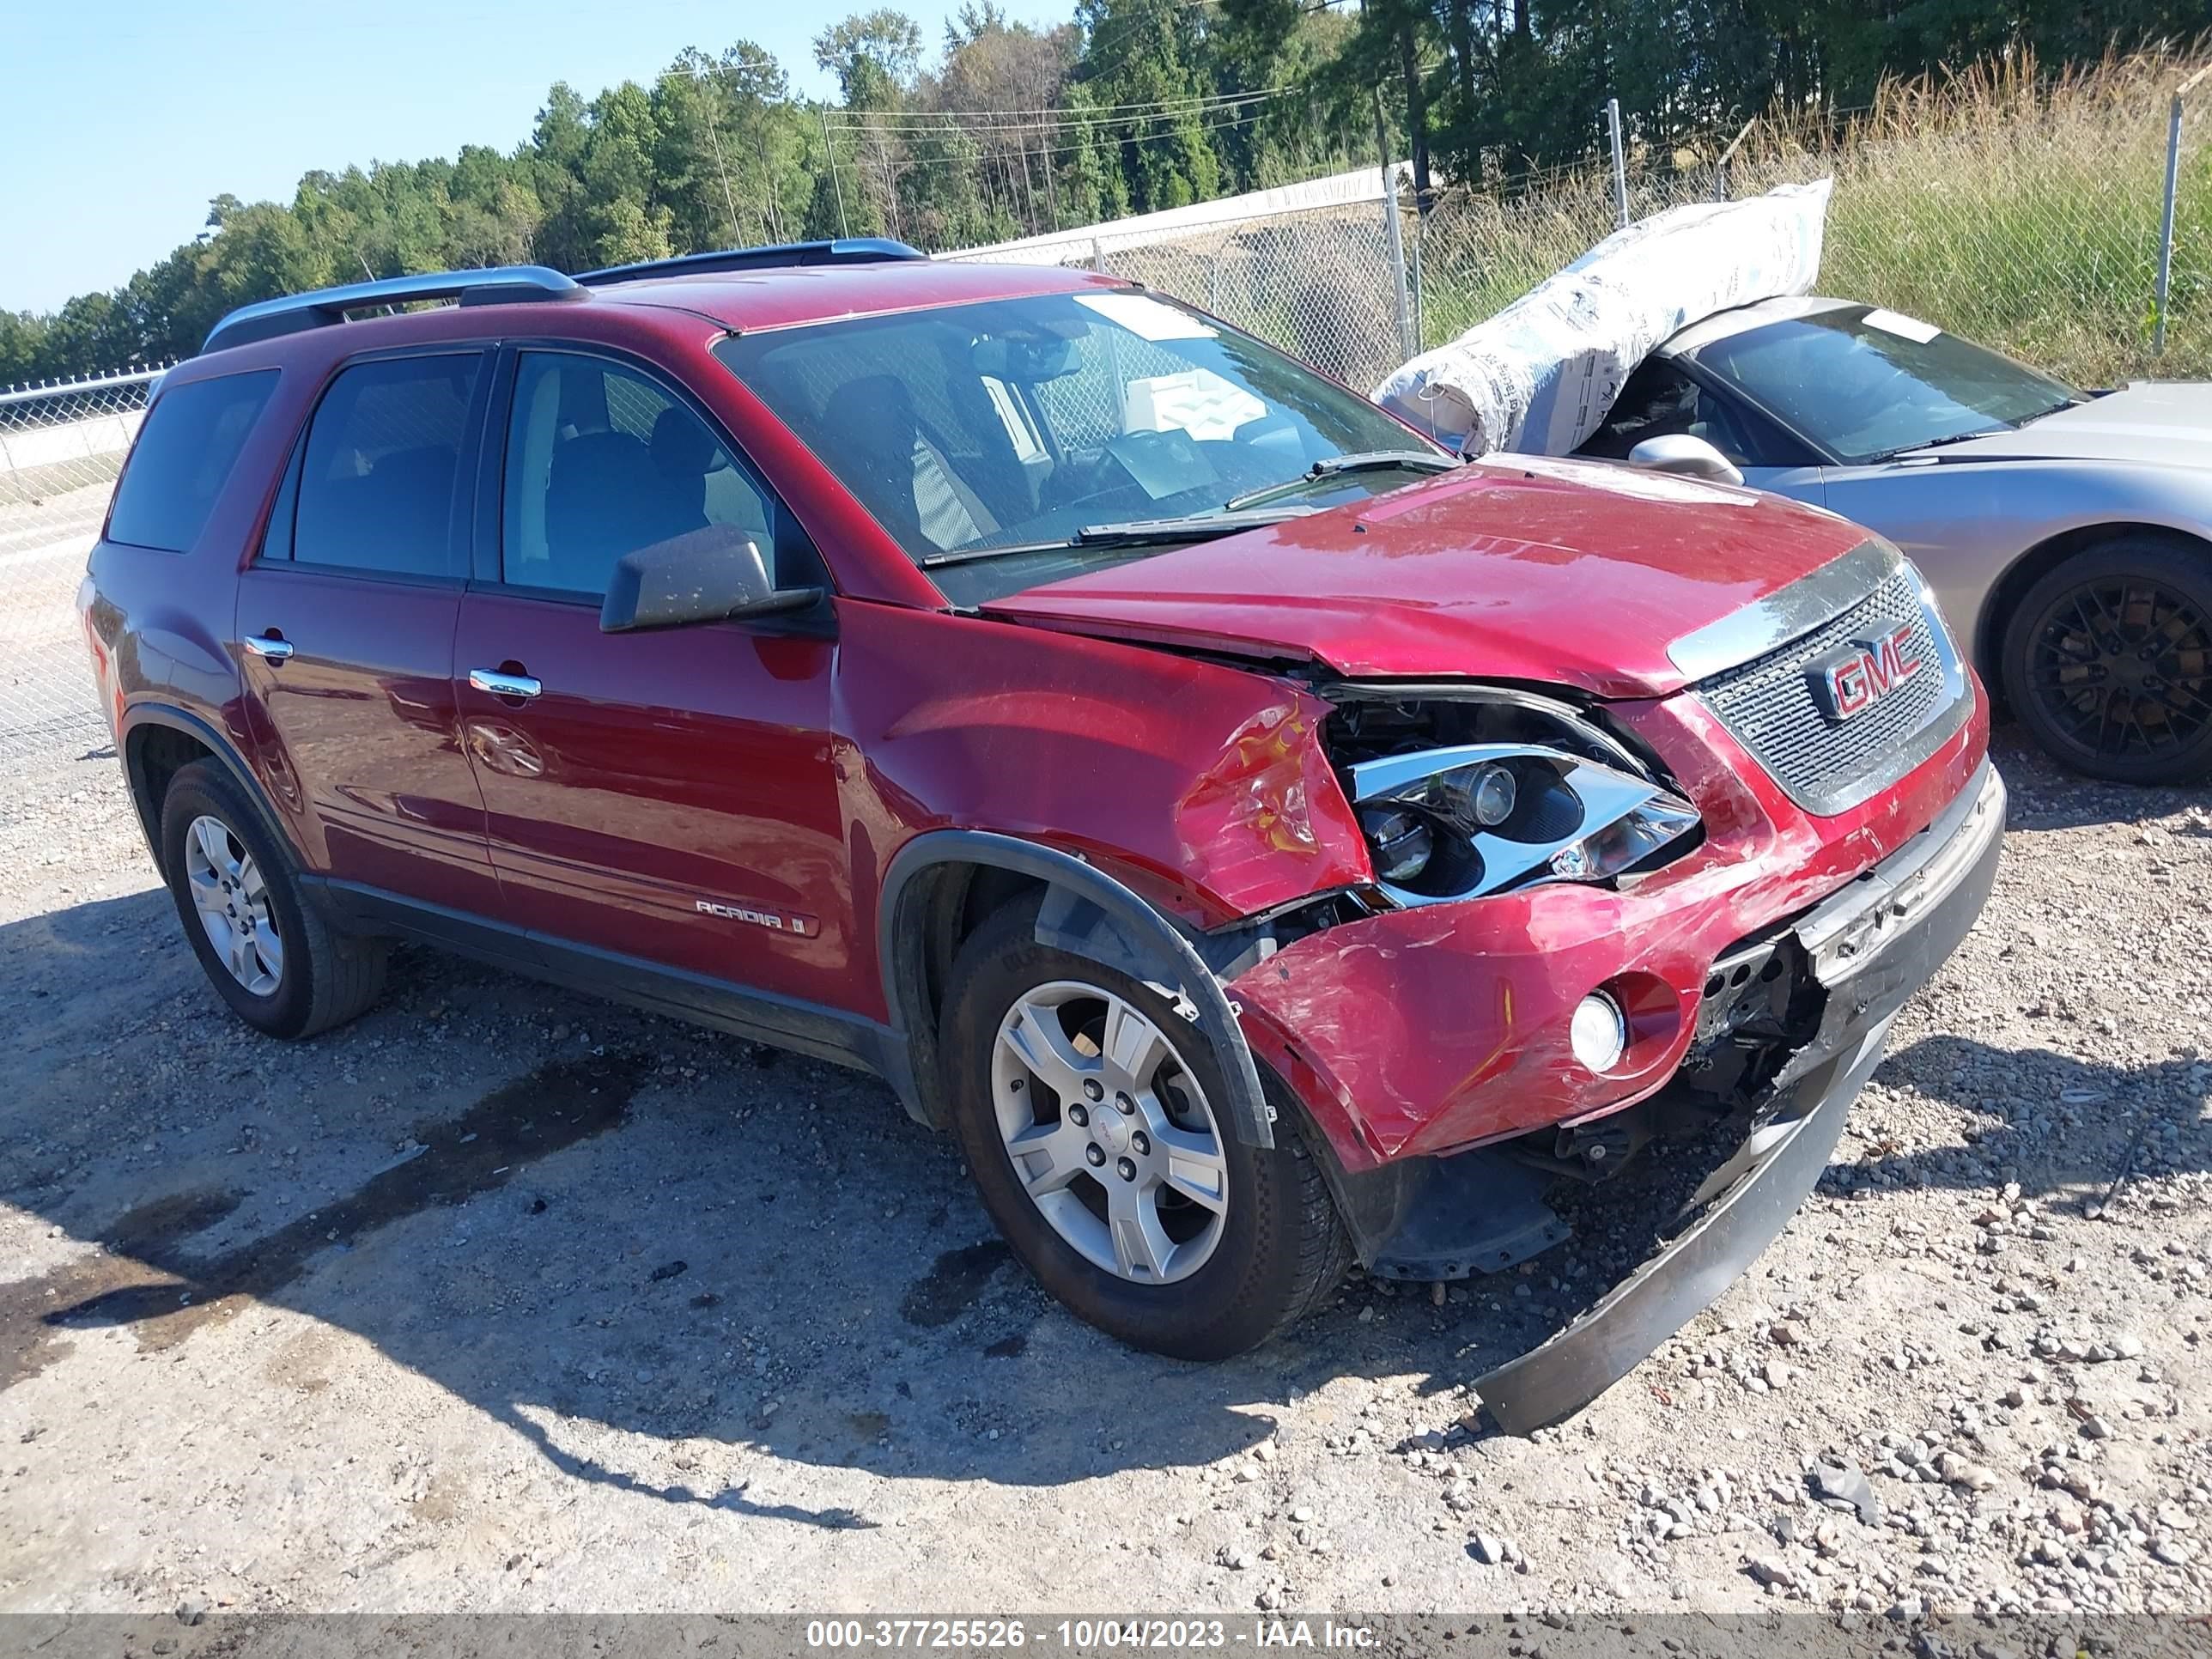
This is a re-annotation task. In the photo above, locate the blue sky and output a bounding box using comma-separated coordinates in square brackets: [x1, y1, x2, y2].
[5, 0, 1073, 315]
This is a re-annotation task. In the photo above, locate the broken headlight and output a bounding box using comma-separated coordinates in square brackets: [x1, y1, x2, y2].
[1340, 696, 1700, 906]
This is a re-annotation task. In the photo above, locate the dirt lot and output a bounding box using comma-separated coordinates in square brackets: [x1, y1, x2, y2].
[2, 726, 2209, 1623]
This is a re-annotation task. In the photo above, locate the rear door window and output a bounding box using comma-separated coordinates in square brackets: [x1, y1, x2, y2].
[106, 370, 278, 552]
[291, 354, 483, 579]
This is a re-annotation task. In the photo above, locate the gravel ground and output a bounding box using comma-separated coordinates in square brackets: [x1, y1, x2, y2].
[1, 726, 2208, 1626]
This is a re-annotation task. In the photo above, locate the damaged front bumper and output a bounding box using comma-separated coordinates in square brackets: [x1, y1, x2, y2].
[1473, 757, 2006, 1431]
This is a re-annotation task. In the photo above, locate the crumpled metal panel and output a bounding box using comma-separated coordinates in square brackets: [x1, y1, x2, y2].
[1231, 681, 1988, 1171]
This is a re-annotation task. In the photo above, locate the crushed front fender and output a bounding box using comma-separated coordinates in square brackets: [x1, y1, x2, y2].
[1474, 761, 2002, 1429]
[1229, 686, 1988, 1172]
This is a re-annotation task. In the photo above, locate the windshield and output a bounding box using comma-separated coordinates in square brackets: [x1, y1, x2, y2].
[1692, 305, 2079, 465]
[714, 289, 1441, 605]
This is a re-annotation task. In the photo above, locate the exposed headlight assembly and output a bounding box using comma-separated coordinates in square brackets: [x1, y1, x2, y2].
[1348, 736, 1699, 907]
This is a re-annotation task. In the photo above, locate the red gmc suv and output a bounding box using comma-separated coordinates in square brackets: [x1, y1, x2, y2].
[80, 240, 2003, 1429]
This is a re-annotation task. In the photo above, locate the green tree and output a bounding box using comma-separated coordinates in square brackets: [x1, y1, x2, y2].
[814, 10, 925, 106]
[1075, 0, 1222, 212]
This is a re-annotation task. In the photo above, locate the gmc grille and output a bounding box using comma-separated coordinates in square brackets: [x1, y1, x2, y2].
[1697, 566, 1966, 815]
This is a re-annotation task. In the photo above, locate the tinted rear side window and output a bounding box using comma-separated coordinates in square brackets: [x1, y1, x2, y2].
[293, 354, 482, 578]
[106, 371, 278, 552]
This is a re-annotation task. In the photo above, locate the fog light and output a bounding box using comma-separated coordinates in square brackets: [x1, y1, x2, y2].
[1570, 991, 1627, 1073]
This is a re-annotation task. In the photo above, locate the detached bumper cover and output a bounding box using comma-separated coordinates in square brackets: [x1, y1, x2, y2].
[1474, 760, 2005, 1432]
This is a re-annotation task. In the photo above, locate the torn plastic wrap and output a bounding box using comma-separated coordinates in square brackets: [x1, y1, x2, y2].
[1374, 179, 1833, 457]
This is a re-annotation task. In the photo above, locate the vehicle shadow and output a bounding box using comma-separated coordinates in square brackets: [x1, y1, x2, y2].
[1985, 723, 2212, 834]
[1, 884, 2201, 1528]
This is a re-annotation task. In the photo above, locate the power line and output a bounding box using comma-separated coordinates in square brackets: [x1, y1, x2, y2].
[899, 95, 1301, 171]
[815, 84, 1291, 123]
[821, 88, 1293, 137]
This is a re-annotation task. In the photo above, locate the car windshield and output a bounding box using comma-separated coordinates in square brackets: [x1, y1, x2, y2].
[1691, 305, 2080, 465]
[714, 289, 1443, 605]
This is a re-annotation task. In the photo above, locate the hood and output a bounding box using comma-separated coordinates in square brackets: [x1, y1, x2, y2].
[979, 456, 1871, 698]
[1924, 381, 2212, 466]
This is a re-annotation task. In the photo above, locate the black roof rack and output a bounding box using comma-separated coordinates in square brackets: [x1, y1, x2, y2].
[198, 238, 932, 356]
[202, 266, 585, 356]
[575, 238, 928, 286]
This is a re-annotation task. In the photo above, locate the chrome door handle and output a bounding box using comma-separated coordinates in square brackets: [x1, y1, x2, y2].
[242, 635, 293, 663]
[468, 667, 543, 700]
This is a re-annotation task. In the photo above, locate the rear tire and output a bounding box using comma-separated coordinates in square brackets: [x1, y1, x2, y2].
[160, 759, 387, 1038]
[940, 895, 1349, 1359]
[2000, 536, 2212, 784]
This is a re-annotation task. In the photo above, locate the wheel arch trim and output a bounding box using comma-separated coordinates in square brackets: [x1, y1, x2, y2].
[1972, 519, 2212, 685]
[878, 830, 1277, 1149]
[118, 702, 293, 878]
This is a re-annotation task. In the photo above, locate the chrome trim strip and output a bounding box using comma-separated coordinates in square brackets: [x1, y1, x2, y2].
[1796, 761, 2005, 981]
[1667, 538, 1901, 683]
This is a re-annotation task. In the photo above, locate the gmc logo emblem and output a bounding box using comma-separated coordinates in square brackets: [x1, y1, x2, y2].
[1808, 623, 1923, 722]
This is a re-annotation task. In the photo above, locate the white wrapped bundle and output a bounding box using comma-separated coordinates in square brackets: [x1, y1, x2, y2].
[1374, 179, 1832, 456]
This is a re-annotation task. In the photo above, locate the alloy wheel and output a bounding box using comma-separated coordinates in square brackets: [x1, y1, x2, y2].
[989, 980, 1229, 1285]
[182, 815, 284, 996]
[2025, 575, 2212, 766]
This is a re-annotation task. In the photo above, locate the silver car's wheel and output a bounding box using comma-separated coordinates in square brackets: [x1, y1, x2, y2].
[2002, 537, 2212, 785]
[182, 813, 284, 996]
[990, 980, 1229, 1285]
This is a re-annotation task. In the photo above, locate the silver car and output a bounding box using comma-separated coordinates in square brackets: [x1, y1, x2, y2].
[1577, 297, 2212, 784]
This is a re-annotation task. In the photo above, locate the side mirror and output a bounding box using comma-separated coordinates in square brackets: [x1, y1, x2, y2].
[599, 526, 827, 633]
[1626, 434, 1745, 488]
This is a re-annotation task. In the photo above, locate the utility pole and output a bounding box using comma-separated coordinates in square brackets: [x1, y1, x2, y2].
[817, 106, 851, 239]
[1606, 97, 1629, 229]
[703, 103, 744, 246]
[1370, 83, 1417, 363]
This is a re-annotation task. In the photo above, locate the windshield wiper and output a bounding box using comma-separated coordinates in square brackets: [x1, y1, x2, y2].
[1867, 427, 2006, 464]
[917, 506, 1315, 568]
[1221, 449, 1459, 512]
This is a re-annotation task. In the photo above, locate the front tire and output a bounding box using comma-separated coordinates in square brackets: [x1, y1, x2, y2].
[940, 896, 1349, 1360]
[2000, 536, 2212, 785]
[160, 759, 387, 1038]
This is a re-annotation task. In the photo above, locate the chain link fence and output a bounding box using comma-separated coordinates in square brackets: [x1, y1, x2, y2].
[1063, 198, 1416, 397]
[1714, 65, 2210, 386]
[0, 369, 160, 765]
[946, 55, 2210, 395]
[944, 175, 1423, 396]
